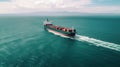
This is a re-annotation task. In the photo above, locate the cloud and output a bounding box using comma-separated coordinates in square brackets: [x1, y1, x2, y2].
[12, 0, 91, 8]
[0, 2, 17, 13]
[0, 0, 120, 14]
[65, 6, 120, 13]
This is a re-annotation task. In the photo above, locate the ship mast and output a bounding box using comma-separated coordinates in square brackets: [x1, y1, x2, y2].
[44, 18, 51, 24]
[47, 18, 49, 22]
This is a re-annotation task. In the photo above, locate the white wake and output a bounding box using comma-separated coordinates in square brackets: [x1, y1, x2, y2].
[75, 35, 120, 52]
[47, 29, 120, 52]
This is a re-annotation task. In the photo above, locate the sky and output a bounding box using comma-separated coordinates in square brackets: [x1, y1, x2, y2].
[0, 0, 120, 14]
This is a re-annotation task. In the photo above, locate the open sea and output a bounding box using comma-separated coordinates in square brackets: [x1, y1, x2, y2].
[0, 16, 120, 67]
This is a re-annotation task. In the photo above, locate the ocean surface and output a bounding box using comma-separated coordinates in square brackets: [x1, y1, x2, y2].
[0, 16, 120, 67]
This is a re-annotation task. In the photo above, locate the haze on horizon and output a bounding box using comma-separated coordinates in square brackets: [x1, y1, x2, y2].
[0, 0, 120, 15]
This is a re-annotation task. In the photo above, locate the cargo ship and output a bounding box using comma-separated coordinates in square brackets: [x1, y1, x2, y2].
[44, 19, 76, 37]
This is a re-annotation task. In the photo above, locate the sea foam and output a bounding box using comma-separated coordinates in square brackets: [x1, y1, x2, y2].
[75, 35, 120, 52]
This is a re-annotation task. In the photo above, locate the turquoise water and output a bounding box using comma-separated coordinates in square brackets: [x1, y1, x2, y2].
[0, 16, 120, 67]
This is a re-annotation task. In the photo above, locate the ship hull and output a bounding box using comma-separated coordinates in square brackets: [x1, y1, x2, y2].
[44, 25, 76, 37]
